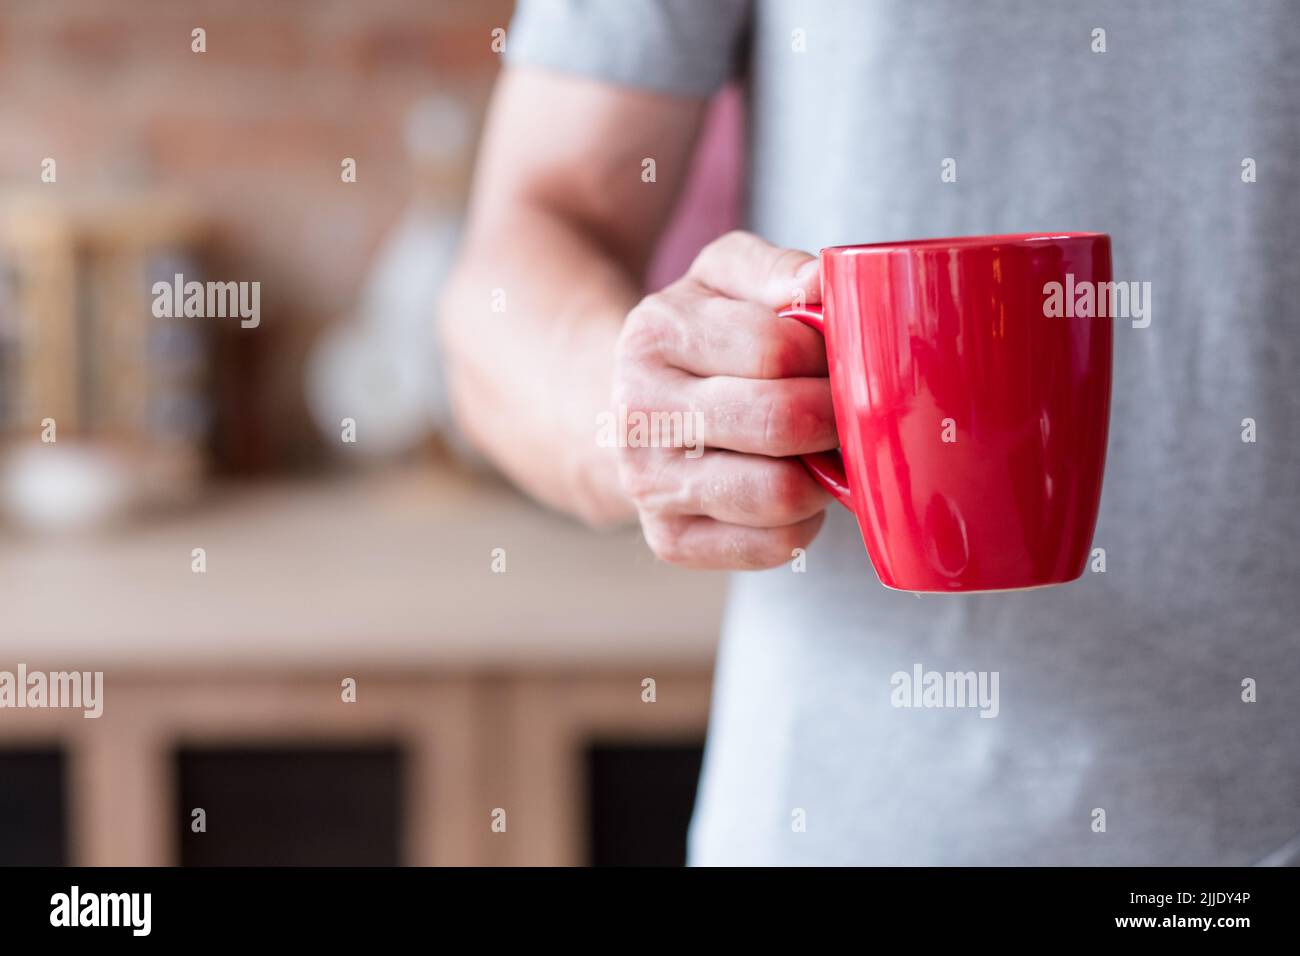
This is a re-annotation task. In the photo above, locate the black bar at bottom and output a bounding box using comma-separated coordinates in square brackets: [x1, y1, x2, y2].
[0, 866, 1288, 942]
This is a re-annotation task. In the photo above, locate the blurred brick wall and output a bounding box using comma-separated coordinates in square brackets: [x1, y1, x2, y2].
[0, 0, 510, 312]
[0, 0, 512, 468]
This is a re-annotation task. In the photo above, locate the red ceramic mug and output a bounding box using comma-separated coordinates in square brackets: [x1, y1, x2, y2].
[781, 233, 1112, 593]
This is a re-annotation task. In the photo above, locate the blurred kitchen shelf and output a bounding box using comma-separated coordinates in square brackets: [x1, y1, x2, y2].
[0, 463, 727, 669]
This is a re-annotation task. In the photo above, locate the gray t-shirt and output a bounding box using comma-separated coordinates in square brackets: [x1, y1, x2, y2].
[508, 0, 1300, 865]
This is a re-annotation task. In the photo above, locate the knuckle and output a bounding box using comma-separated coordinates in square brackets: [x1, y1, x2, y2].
[619, 458, 658, 503]
[758, 392, 795, 450]
[760, 382, 833, 452]
[618, 295, 670, 363]
[641, 515, 687, 565]
[609, 367, 644, 413]
[617, 451, 677, 511]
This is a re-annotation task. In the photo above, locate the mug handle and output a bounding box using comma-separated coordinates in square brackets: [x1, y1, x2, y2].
[777, 303, 854, 510]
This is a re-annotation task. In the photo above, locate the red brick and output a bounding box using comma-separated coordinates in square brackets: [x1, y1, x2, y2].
[51, 19, 137, 66]
[1, 0, 506, 354]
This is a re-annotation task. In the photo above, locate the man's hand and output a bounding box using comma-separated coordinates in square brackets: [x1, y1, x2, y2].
[613, 231, 838, 570]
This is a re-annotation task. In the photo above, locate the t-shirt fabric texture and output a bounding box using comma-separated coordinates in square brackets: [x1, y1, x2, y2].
[507, 0, 1300, 865]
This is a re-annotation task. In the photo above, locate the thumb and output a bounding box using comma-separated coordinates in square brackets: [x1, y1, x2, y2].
[688, 230, 821, 308]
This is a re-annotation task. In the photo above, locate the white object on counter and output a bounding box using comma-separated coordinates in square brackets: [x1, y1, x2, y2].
[0, 442, 135, 532]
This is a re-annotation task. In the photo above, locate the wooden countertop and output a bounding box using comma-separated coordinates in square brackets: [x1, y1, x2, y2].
[0, 465, 726, 670]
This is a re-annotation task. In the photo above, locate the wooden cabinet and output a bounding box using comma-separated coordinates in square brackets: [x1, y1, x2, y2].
[0, 672, 710, 866]
[0, 748, 67, 865]
[0, 470, 724, 866]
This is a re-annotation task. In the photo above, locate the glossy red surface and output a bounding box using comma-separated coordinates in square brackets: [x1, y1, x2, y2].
[783, 233, 1112, 592]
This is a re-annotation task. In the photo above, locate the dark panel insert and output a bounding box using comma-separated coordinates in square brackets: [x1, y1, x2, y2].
[176, 744, 404, 866]
[0, 748, 67, 865]
[586, 741, 705, 867]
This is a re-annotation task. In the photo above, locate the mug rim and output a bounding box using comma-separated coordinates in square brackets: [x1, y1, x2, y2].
[824, 231, 1108, 256]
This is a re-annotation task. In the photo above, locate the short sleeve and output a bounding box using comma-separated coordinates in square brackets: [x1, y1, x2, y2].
[505, 0, 751, 97]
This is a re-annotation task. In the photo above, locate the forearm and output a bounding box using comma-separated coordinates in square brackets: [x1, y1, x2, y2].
[439, 201, 640, 527]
